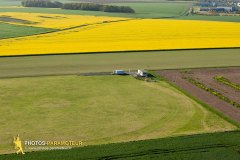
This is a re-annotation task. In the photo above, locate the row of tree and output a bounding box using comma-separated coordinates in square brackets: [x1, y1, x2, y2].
[22, 0, 62, 8]
[21, 0, 135, 13]
[63, 3, 135, 13]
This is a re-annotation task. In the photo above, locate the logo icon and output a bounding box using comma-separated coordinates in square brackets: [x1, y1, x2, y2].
[13, 135, 25, 155]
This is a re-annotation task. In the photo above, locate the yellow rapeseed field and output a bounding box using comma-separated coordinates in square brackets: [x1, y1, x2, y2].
[0, 19, 240, 56]
[0, 12, 127, 29]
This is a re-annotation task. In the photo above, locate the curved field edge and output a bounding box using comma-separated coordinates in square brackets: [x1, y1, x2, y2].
[149, 71, 240, 128]
[0, 130, 239, 159]
[0, 75, 235, 154]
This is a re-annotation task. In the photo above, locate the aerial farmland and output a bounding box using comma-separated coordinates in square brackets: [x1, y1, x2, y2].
[0, 0, 239, 159]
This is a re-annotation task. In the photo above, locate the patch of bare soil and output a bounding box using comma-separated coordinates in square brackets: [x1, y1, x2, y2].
[155, 67, 240, 123]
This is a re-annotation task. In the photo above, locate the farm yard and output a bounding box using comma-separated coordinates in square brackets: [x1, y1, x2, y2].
[156, 67, 240, 123]
[0, 0, 240, 159]
[0, 75, 236, 154]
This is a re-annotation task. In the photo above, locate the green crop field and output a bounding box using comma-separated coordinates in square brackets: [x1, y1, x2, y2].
[0, 1, 239, 22]
[0, 0, 20, 6]
[0, 131, 239, 159]
[110, 2, 191, 18]
[0, 75, 236, 154]
[0, 2, 191, 18]
[0, 49, 239, 78]
[0, 22, 55, 39]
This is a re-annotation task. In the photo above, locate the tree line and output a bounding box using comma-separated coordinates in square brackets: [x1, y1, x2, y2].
[22, 0, 62, 8]
[21, 0, 135, 13]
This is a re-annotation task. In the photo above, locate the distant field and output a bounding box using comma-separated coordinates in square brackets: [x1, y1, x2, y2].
[0, 18, 240, 56]
[0, 75, 236, 154]
[0, 49, 239, 78]
[0, 0, 239, 22]
[0, 12, 127, 40]
[0, 12, 127, 29]
[109, 2, 191, 18]
[0, 4, 240, 23]
[0, 22, 55, 39]
[0, 0, 21, 6]
[0, 2, 191, 18]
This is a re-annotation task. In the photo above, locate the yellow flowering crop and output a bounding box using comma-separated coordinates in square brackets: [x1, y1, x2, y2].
[0, 19, 240, 56]
[0, 12, 127, 29]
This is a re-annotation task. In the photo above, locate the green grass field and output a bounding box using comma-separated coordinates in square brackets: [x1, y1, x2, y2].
[1, 1, 239, 22]
[0, 2, 191, 18]
[0, 75, 236, 154]
[0, 49, 239, 78]
[0, 131, 239, 160]
[0, 7, 239, 23]
[110, 2, 191, 18]
[0, 0, 21, 6]
[0, 22, 55, 39]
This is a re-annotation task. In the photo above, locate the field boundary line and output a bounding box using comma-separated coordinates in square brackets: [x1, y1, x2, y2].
[1, 47, 240, 58]
[0, 67, 240, 80]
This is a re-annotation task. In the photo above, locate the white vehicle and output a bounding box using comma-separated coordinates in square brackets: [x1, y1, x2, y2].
[113, 70, 126, 75]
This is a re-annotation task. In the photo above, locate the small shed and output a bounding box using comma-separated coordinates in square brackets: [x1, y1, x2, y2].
[137, 69, 147, 77]
[113, 70, 126, 75]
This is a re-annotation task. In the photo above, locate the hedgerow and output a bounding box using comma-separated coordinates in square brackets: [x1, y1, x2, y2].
[188, 78, 240, 108]
[214, 75, 240, 91]
[22, 0, 135, 13]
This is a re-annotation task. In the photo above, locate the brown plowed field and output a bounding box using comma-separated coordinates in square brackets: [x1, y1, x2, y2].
[155, 67, 240, 123]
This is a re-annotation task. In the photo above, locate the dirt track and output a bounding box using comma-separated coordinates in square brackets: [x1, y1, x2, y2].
[155, 67, 240, 123]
